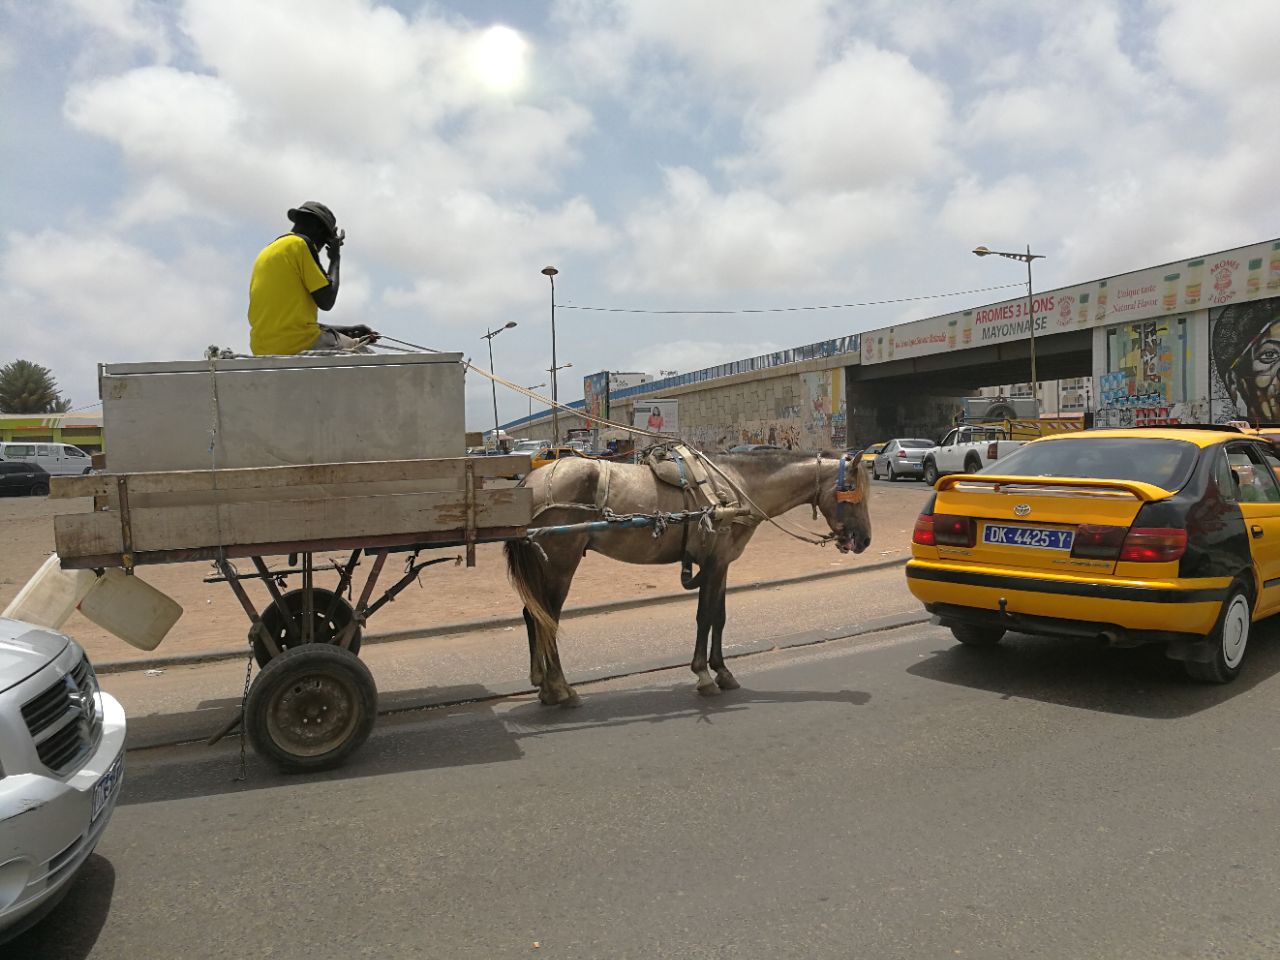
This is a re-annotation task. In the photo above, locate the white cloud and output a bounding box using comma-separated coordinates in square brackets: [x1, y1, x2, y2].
[54, 0, 172, 62]
[742, 43, 952, 194]
[609, 166, 924, 295]
[0, 230, 241, 406]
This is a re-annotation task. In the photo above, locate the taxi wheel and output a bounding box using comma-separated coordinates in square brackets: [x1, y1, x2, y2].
[1186, 585, 1252, 684]
[951, 624, 1005, 646]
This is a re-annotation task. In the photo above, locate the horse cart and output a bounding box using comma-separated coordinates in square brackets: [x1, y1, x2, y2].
[42, 351, 542, 771]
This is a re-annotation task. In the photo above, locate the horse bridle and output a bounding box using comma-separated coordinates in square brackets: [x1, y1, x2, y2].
[813, 453, 864, 549]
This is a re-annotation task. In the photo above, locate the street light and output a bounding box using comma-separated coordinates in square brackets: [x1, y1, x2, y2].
[973, 244, 1045, 411]
[541, 266, 559, 442]
[481, 320, 518, 448]
[524, 382, 545, 423]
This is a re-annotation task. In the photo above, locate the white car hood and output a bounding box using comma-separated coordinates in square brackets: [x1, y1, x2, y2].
[0, 618, 72, 693]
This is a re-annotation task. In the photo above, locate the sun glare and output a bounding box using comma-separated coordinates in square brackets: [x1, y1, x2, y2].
[470, 25, 528, 92]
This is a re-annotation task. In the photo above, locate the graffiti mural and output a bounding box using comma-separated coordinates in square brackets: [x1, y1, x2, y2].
[1210, 295, 1280, 423]
[799, 370, 846, 450]
[1098, 316, 1195, 427]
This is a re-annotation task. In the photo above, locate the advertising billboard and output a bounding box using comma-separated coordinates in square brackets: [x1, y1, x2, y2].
[582, 371, 609, 424]
[633, 398, 679, 434]
[862, 238, 1280, 365]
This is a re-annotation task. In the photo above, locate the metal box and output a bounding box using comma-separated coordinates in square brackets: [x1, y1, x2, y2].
[100, 353, 466, 472]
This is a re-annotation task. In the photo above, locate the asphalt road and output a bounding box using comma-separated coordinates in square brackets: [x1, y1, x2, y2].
[17, 611, 1280, 960]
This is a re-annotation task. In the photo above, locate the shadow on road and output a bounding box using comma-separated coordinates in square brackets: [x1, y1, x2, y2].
[907, 622, 1280, 718]
[7, 853, 115, 960]
[116, 674, 870, 805]
[504, 681, 871, 736]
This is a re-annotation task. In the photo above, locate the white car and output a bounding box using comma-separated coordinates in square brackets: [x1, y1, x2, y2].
[0, 618, 126, 943]
[0, 442, 94, 477]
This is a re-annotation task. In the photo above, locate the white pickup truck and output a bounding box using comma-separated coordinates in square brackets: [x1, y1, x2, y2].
[921, 425, 1026, 485]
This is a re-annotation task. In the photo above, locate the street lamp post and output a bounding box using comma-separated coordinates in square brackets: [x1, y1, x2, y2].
[541, 266, 560, 443]
[973, 244, 1045, 411]
[524, 382, 545, 424]
[481, 321, 517, 448]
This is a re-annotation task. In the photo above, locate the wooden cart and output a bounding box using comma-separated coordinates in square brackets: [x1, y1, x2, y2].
[50, 455, 532, 772]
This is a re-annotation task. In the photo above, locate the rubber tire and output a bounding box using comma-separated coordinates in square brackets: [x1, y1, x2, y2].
[1185, 584, 1252, 684]
[923, 459, 939, 486]
[30, 482, 49, 496]
[887, 462, 899, 481]
[964, 456, 982, 474]
[951, 623, 1006, 646]
[253, 588, 362, 667]
[245, 644, 377, 772]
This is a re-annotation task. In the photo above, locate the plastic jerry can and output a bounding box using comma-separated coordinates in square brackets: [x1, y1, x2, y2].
[1, 554, 98, 630]
[77, 568, 183, 651]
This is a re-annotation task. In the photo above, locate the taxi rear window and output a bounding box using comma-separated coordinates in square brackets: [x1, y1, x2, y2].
[990, 438, 1199, 489]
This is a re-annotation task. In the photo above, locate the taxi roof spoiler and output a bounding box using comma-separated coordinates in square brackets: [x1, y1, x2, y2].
[937, 474, 1173, 502]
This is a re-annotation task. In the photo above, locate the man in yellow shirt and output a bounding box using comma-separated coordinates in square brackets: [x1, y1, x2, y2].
[247, 201, 378, 355]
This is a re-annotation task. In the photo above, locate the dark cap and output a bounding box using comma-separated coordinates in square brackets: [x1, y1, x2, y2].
[287, 201, 338, 238]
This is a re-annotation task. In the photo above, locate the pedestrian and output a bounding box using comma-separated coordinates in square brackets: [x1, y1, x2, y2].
[247, 201, 378, 355]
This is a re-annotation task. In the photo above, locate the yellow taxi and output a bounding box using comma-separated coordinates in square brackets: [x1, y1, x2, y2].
[906, 425, 1280, 683]
[530, 445, 590, 471]
[860, 442, 887, 466]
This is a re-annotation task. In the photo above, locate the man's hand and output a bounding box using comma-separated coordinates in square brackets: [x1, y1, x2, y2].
[325, 228, 345, 261]
[335, 324, 379, 342]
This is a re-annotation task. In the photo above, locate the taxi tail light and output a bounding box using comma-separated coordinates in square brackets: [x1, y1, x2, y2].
[912, 513, 936, 546]
[1119, 527, 1187, 563]
[932, 514, 976, 547]
[987, 441, 999, 460]
[1070, 524, 1127, 560]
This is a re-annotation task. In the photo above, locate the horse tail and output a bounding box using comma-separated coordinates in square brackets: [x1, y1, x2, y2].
[505, 538, 558, 660]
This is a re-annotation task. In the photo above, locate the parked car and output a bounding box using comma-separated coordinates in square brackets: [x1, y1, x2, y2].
[906, 425, 1280, 683]
[530, 446, 590, 470]
[859, 442, 887, 466]
[727, 444, 782, 453]
[0, 443, 93, 477]
[871, 438, 934, 481]
[0, 462, 50, 497]
[0, 618, 126, 942]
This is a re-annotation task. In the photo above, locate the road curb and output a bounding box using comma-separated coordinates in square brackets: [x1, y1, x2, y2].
[94, 556, 910, 675]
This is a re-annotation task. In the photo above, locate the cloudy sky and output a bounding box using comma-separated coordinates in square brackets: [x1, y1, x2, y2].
[2, 0, 1278, 428]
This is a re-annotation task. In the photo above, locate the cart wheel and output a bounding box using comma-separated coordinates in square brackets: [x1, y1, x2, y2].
[245, 644, 377, 772]
[254, 588, 362, 667]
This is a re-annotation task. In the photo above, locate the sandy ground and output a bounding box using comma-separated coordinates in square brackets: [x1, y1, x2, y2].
[0, 479, 930, 665]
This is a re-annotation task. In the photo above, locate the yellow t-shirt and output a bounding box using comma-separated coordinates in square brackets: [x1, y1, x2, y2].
[247, 234, 331, 355]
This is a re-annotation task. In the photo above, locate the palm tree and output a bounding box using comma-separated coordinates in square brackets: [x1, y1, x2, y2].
[0, 360, 74, 414]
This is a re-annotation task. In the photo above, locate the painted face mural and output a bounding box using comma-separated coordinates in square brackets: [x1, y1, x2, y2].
[1212, 297, 1280, 423]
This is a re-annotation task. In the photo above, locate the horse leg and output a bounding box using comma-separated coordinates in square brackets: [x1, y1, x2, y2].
[533, 547, 584, 707]
[523, 608, 544, 687]
[691, 564, 720, 695]
[708, 567, 739, 690]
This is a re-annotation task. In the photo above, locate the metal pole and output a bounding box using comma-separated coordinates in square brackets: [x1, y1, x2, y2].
[1026, 243, 1038, 412]
[549, 274, 559, 444]
[487, 330, 500, 448]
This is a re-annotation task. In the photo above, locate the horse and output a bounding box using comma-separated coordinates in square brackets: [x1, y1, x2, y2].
[504, 449, 873, 706]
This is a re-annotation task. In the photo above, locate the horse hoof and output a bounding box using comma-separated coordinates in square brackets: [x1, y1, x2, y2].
[696, 683, 721, 697]
[558, 693, 583, 709]
[716, 674, 741, 691]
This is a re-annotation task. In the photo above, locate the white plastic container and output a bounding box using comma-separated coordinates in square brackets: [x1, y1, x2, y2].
[77, 569, 183, 651]
[1, 554, 98, 630]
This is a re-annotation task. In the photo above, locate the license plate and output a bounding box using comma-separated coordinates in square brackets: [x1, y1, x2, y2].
[983, 524, 1074, 551]
[91, 753, 124, 822]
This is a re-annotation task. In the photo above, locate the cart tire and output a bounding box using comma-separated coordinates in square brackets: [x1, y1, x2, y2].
[245, 644, 377, 772]
[951, 623, 1005, 646]
[254, 588, 362, 667]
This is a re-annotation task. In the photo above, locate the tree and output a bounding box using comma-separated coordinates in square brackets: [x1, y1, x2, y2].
[0, 360, 74, 414]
